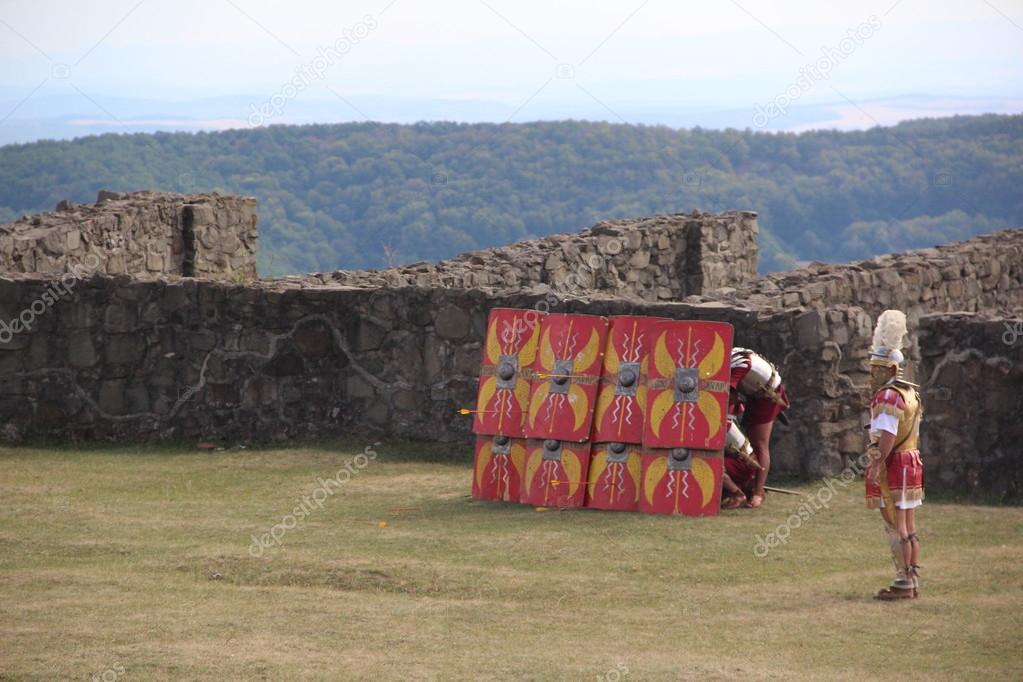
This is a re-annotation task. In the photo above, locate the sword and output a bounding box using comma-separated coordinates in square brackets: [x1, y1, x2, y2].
[763, 485, 802, 496]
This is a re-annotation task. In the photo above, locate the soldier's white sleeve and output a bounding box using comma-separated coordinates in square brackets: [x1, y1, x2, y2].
[870, 412, 899, 436]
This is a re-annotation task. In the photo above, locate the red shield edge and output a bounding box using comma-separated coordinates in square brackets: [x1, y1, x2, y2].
[642, 320, 733, 450]
[520, 439, 592, 508]
[473, 308, 541, 437]
[584, 442, 642, 512]
[524, 313, 608, 442]
[472, 435, 528, 503]
[638, 448, 723, 516]
[592, 315, 661, 444]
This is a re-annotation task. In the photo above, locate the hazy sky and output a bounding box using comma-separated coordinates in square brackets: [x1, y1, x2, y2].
[1, 0, 1021, 134]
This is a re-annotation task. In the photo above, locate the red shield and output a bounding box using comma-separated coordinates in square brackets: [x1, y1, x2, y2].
[524, 313, 608, 442]
[520, 439, 592, 508]
[473, 308, 541, 437]
[472, 435, 528, 502]
[584, 442, 643, 512]
[642, 320, 733, 450]
[638, 448, 723, 516]
[592, 315, 660, 444]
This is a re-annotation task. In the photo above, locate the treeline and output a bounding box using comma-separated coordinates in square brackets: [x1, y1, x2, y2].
[0, 115, 1019, 275]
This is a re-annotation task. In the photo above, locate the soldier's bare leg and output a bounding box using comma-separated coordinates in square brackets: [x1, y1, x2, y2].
[746, 420, 773, 508]
[907, 508, 920, 593]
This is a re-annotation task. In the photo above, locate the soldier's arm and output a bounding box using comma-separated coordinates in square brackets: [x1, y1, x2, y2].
[877, 429, 896, 462]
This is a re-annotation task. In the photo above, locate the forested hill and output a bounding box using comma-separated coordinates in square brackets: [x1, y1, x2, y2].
[0, 115, 1020, 275]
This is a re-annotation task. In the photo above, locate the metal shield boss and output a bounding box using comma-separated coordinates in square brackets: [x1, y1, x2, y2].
[524, 313, 608, 442]
[638, 448, 723, 516]
[473, 308, 541, 437]
[520, 438, 592, 507]
[592, 315, 659, 445]
[472, 434, 528, 502]
[642, 320, 733, 450]
[584, 441, 643, 511]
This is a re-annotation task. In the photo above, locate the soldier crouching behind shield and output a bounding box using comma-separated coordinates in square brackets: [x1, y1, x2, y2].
[720, 347, 790, 509]
[865, 309, 924, 600]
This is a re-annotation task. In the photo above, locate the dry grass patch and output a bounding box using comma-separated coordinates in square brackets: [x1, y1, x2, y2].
[1, 440, 1021, 681]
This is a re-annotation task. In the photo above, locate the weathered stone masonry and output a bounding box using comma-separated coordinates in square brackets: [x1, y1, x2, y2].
[0, 191, 258, 281]
[304, 211, 759, 301]
[0, 192, 1021, 497]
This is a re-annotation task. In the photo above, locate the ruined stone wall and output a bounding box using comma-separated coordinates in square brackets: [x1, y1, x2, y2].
[302, 211, 759, 301]
[0, 191, 258, 281]
[918, 313, 1023, 502]
[693, 229, 1023, 474]
[0, 272, 832, 475]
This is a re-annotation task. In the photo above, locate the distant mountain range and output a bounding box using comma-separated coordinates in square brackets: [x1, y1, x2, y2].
[1, 92, 1019, 146]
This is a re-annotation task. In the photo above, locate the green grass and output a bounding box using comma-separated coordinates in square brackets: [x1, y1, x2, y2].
[1, 441, 1021, 681]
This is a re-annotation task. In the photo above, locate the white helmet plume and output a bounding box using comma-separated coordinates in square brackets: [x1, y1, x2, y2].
[870, 309, 907, 366]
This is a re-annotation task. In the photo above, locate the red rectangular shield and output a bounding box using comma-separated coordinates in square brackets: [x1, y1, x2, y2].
[642, 320, 733, 450]
[584, 442, 643, 512]
[592, 315, 660, 444]
[472, 435, 528, 502]
[638, 448, 723, 516]
[473, 308, 540, 437]
[524, 313, 608, 442]
[520, 439, 592, 508]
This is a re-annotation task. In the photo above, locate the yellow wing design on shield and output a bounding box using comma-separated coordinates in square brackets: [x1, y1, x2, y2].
[649, 391, 675, 438]
[643, 456, 667, 506]
[697, 390, 722, 441]
[587, 450, 608, 500]
[626, 451, 642, 502]
[575, 328, 602, 372]
[561, 449, 582, 497]
[539, 326, 555, 372]
[513, 375, 531, 413]
[510, 443, 526, 481]
[698, 332, 725, 378]
[474, 441, 492, 490]
[653, 331, 675, 379]
[519, 320, 540, 367]
[603, 337, 620, 374]
[476, 377, 497, 421]
[691, 457, 715, 509]
[527, 382, 551, 427]
[485, 318, 501, 364]
[524, 447, 542, 491]
[568, 383, 589, 431]
[593, 383, 615, 432]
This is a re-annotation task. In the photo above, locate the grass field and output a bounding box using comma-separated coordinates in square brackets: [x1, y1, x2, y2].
[1, 441, 1021, 681]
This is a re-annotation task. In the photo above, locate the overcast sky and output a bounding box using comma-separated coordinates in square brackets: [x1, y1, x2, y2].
[1, 0, 1021, 137]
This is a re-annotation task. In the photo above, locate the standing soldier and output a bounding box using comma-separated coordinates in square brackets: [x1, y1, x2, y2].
[721, 347, 790, 509]
[865, 309, 924, 600]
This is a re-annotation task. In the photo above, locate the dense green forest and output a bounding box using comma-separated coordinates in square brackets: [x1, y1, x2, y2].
[0, 115, 1020, 275]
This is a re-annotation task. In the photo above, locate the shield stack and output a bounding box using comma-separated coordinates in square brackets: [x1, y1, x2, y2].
[520, 313, 609, 508]
[471, 308, 540, 502]
[470, 310, 734, 517]
[638, 320, 732, 516]
[584, 316, 655, 512]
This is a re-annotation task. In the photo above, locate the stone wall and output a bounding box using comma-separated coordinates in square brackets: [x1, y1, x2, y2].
[0, 272, 833, 475]
[301, 211, 759, 301]
[694, 229, 1023, 473]
[0, 191, 258, 281]
[918, 313, 1023, 502]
